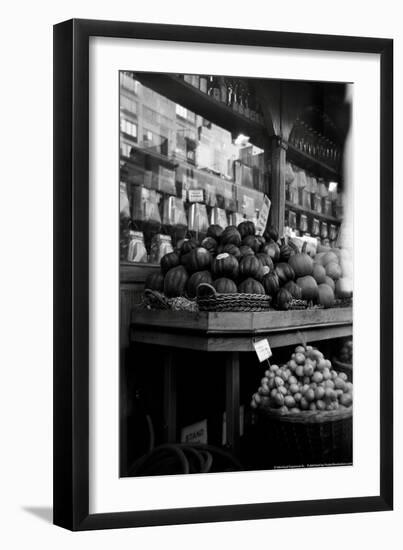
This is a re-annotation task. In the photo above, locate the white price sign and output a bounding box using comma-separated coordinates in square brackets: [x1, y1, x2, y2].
[253, 338, 272, 362]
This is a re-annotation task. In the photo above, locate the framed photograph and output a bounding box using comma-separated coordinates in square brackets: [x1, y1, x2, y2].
[53, 19, 393, 530]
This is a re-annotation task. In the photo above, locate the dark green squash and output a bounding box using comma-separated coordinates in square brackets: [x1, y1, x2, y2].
[206, 224, 224, 240]
[263, 241, 280, 262]
[242, 235, 261, 253]
[275, 288, 293, 310]
[264, 225, 279, 243]
[237, 220, 256, 238]
[200, 236, 218, 255]
[211, 252, 239, 279]
[213, 277, 238, 294]
[238, 277, 265, 294]
[222, 243, 242, 260]
[184, 247, 211, 273]
[160, 251, 180, 275]
[220, 226, 242, 247]
[283, 280, 302, 299]
[238, 255, 261, 279]
[256, 253, 274, 271]
[164, 265, 188, 297]
[178, 238, 198, 256]
[186, 270, 213, 298]
[279, 237, 293, 261]
[262, 272, 280, 296]
[239, 245, 255, 257]
[274, 262, 295, 284]
[145, 271, 164, 292]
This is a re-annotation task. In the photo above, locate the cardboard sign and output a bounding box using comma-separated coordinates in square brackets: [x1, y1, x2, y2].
[180, 419, 208, 445]
[255, 194, 271, 235]
[253, 338, 272, 362]
[188, 189, 204, 203]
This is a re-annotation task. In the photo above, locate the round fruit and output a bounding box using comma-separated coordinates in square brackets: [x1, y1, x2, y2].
[256, 253, 274, 271]
[326, 261, 342, 280]
[213, 277, 237, 294]
[288, 241, 314, 277]
[211, 253, 239, 279]
[263, 241, 280, 262]
[207, 224, 223, 240]
[295, 352, 305, 365]
[200, 236, 218, 255]
[320, 251, 339, 266]
[340, 393, 353, 407]
[160, 251, 180, 275]
[262, 272, 280, 296]
[222, 243, 242, 260]
[312, 263, 327, 284]
[163, 265, 189, 297]
[186, 270, 213, 298]
[284, 395, 296, 408]
[275, 288, 293, 310]
[316, 400, 326, 410]
[296, 275, 319, 301]
[314, 386, 325, 400]
[221, 226, 242, 247]
[312, 371, 323, 384]
[275, 262, 295, 284]
[242, 235, 261, 253]
[238, 278, 265, 294]
[237, 220, 256, 238]
[180, 238, 199, 255]
[324, 276, 335, 291]
[264, 225, 279, 243]
[145, 271, 164, 292]
[317, 283, 335, 308]
[239, 255, 261, 279]
[185, 247, 212, 273]
[284, 280, 302, 299]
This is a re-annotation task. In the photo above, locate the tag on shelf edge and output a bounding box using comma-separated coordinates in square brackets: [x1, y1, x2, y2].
[253, 338, 272, 362]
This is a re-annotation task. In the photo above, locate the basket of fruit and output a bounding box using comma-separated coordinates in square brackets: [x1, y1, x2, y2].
[196, 283, 272, 312]
[251, 344, 353, 467]
[332, 339, 353, 381]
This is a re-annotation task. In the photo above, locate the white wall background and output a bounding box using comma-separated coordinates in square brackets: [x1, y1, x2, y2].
[0, 0, 401, 547]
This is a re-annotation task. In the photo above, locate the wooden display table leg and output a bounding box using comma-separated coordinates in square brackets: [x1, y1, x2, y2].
[225, 352, 240, 456]
[163, 349, 177, 443]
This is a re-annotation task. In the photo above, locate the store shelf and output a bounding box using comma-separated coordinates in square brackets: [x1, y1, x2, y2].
[134, 73, 268, 148]
[285, 201, 341, 224]
[286, 143, 341, 181]
[120, 262, 160, 284]
[131, 307, 352, 351]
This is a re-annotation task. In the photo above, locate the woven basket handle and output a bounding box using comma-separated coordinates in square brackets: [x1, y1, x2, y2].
[196, 283, 217, 299]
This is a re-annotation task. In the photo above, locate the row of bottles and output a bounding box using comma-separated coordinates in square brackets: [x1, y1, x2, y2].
[289, 119, 341, 168]
[179, 74, 265, 124]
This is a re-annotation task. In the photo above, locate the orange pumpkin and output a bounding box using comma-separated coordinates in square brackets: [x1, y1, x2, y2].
[312, 263, 327, 284]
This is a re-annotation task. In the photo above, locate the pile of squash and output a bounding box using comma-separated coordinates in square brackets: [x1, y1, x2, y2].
[145, 221, 352, 310]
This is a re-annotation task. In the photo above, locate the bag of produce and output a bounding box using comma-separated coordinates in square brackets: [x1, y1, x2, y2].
[149, 234, 174, 264]
[127, 230, 148, 263]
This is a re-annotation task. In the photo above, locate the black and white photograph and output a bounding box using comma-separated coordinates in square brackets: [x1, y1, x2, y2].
[120, 72, 354, 477]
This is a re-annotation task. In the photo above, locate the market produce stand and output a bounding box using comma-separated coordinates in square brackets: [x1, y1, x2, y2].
[130, 307, 352, 454]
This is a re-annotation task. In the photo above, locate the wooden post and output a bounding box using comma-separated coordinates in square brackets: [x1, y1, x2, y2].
[270, 136, 287, 237]
[163, 349, 177, 443]
[225, 352, 240, 456]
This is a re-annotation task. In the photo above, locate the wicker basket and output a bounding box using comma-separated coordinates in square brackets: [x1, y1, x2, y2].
[332, 358, 353, 381]
[196, 283, 272, 312]
[258, 406, 352, 467]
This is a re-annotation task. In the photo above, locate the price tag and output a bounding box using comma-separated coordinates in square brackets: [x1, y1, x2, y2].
[253, 338, 272, 362]
[255, 195, 271, 235]
[188, 189, 204, 203]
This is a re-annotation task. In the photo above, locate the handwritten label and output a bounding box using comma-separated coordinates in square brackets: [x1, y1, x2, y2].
[188, 189, 204, 203]
[253, 338, 272, 362]
[255, 195, 271, 235]
[181, 419, 207, 444]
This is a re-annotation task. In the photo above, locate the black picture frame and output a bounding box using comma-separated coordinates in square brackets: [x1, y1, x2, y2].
[53, 18, 393, 531]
